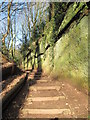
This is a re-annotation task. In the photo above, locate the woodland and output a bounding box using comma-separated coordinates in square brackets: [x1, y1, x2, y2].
[0, 1, 89, 91]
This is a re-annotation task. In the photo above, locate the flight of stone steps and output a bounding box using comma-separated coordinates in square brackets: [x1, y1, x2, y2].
[19, 71, 73, 118]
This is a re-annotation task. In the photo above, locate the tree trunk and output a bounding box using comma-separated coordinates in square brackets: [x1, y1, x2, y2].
[14, 12, 16, 56]
[49, 3, 54, 21]
[2, 1, 12, 50]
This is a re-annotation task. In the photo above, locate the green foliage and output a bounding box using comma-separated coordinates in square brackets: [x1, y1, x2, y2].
[54, 2, 67, 31]
[58, 3, 85, 34]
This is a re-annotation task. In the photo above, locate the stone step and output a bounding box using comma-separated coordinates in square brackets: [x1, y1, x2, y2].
[28, 89, 62, 97]
[28, 79, 50, 83]
[29, 86, 61, 91]
[26, 96, 65, 102]
[23, 98, 68, 109]
[20, 108, 71, 115]
[32, 81, 62, 86]
[28, 74, 42, 80]
[36, 79, 50, 83]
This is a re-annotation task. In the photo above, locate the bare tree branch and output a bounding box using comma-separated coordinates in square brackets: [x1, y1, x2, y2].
[2, 0, 13, 44]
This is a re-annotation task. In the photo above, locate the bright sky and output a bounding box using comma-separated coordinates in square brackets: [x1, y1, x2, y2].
[0, 2, 48, 49]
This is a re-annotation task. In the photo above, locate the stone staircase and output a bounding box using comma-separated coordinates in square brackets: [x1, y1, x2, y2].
[19, 71, 72, 118]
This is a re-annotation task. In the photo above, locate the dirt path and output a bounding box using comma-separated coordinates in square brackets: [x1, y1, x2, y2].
[3, 70, 88, 119]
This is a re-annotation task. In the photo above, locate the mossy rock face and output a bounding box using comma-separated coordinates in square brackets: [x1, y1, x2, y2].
[41, 10, 88, 90]
[55, 16, 88, 87]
